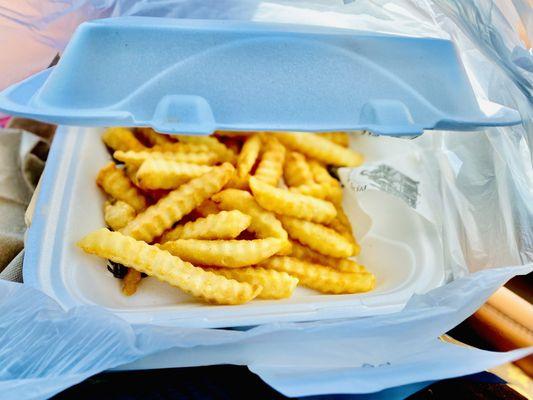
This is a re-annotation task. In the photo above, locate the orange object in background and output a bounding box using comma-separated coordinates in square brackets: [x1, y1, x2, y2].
[470, 287, 533, 377]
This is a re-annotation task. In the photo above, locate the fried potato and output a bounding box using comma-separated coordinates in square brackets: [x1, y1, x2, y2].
[289, 240, 365, 273]
[308, 160, 340, 187]
[253, 136, 285, 186]
[96, 162, 147, 211]
[236, 134, 261, 178]
[249, 176, 336, 223]
[224, 172, 250, 190]
[212, 189, 291, 255]
[136, 159, 213, 190]
[122, 267, 143, 296]
[121, 163, 234, 242]
[327, 215, 360, 256]
[160, 238, 283, 268]
[280, 215, 354, 258]
[283, 151, 313, 187]
[150, 142, 211, 153]
[207, 267, 298, 299]
[316, 132, 350, 147]
[289, 182, 343, 204]
[136, 127, 174, 146]
[261, 256, 375, 294]
[104, 200, 136, 231]
[175, 135, 236, 164]
[78, 228, 261, 304]
[102, 127, 146, 152]
[195, 199, 220, 217]
[113, 150, 218, 168]
[160, 210, 251, 242]
[275, 132, 363, 167]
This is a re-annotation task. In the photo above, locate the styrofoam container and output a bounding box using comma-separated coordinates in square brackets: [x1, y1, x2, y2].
[24, 126, 445, 328]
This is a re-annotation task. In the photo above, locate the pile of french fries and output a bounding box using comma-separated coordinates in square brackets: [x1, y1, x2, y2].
[78, 127, 376, 305]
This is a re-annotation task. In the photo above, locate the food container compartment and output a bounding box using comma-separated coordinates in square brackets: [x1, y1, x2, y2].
[24, 126, 445, 328]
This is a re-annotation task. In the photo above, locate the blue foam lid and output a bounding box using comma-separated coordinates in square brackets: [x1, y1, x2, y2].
[0, 17, 521, 135]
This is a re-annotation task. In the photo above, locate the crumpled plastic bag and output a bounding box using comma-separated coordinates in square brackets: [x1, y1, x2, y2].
[0, 0, 532, 399]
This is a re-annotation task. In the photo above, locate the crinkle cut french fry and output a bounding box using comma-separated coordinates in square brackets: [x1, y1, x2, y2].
[212, 189, 291, 255]
[78, 228, 261, 304]
[224, 172, 250, 190]
[161, 238, 282, 268]
[327, 216, 360, 256]
[195, 199, 220, 217]
[160, 210, 251, 242]
[136, 159, 213, 190]
[121, 163, 234, 242]
[96, 162, 147, 211]
[261, 256, 375, 294]
[275, 132, 363, 167]
[249, 177, 336, 224]
[253, 137, 285, 186]
[283, 151, 313, 187]
[148, 140, 211, 153]
[308, 160, 340, 188]
[113, 150, 218, 168]
[136, 127, 174, 146]
[280, 215, 354, 258]
[122, 268, 142, 296]
[104, 200, 136, 231]
[207, 267, 298, 299]
[289, 183, 342, 204]
[237, 134, 261, 178]
[102, 127, 146, 152]
[175, 135, 236, 163]
[289, 240, 365, 273]
[316, 132, 350, 147]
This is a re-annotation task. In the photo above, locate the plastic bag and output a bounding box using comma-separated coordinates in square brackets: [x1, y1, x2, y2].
[0, 1, 532, 399]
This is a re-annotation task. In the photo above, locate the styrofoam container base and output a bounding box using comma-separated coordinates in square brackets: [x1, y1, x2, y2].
[24, 127, 445, 328]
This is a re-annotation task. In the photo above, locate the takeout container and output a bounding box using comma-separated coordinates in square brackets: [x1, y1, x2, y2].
[0, 18, 521, 328]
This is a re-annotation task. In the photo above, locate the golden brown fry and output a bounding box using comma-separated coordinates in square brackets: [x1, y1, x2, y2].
[113, 150, 218, 168]
[249, 177, 336, 224]
[96, 162, 147, 211]
[327, 215, 360, 256]
[104, 200, 136, 231]
[78, 228, 261, 304]
[136, 159, 213, 190]
[253, 137, 285, 186]
[150, 142, 211, 153]
[260, 256, 375, 294]
[207, 267, 298, 299]
[316, 132, 350, 147]
[289, 240, 365, 273]
[136, 128, 174, 146]
[275, 132, 363, 167]
[124, 165, 141, 187]
[236, 134, 261, 178]
[289, 183, 343, 204]
[102, 127, 146, 152]
[122, 268, 142, 296]
[283, 151, 313, 187]
[224, 172, 250, 190]
[160, 210, 251, 242]
[280, 215, 354, 258]
[212, 189, 291, 255]
[121, 163, 234, 242]
[161, 238, 283, 268]
[175, 135, 236, 164]
[195, 199, 220, 217]
[308, 160, 340, 187]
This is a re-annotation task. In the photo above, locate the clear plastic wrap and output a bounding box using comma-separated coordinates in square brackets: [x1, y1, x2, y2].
[0, 1, 531, 399]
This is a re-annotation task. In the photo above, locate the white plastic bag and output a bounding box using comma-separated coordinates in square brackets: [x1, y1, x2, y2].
[0, 1, 531, 399]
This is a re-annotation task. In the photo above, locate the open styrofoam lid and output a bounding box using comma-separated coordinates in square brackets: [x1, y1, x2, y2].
[0, 17, 521, 135]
